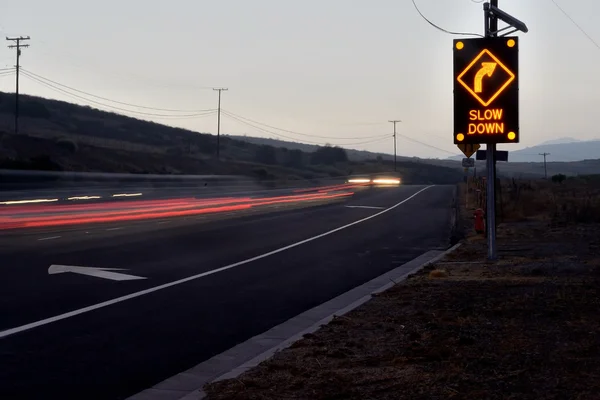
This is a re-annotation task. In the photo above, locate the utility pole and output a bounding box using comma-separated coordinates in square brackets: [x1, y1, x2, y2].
[388, 120, 401, 172]
[213, 88, 228, 159]
[6, 36, 30, 135]
[539, 152, 550, 178]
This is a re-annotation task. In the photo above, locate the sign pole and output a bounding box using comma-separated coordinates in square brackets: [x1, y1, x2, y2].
[453, 1, 526, 260]
[485, 0, 498, 260]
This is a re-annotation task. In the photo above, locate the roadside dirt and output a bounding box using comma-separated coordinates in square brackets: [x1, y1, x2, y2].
[205, 180, 600, 400]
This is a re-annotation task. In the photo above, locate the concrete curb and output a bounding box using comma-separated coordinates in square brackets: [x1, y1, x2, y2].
[127, 243, 462, 400]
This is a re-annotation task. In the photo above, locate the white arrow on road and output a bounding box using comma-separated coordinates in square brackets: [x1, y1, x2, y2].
[48, 265, 147, 281]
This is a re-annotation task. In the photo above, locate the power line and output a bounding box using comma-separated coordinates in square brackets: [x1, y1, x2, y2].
[396, 132, 457, 155]
[21, 68, 214, 113]
[222, 109, 390, 140]
[20, 71, 217, 119]
[550, 0, 600, 51]
[223, 112, 391, 147]
[411, 0, 483, 37]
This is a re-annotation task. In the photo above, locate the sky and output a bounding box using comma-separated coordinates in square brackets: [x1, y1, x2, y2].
[1, 0, 599, 159]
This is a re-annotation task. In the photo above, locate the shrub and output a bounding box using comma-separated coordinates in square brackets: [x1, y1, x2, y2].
[551, 174, 566, 184]
[56, 138, 79, 153]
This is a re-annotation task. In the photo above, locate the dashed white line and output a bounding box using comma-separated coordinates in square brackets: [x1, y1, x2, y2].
[106, 227, 123, 231]
[345, 205, 386, 210]
[37, 236, 61, 241]
[157, 221, 171, 225]
[0, 185, 433, 339]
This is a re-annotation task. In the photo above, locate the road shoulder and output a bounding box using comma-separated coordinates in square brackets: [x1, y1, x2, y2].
[127, 246, 457, 400]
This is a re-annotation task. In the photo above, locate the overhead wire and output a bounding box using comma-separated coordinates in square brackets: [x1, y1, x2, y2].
[221, 109, 390, 140]
[411, 0, 483, 37]
[223, 112, 391, 147]
[20, 68, 214, 113]
[396, 132, 457, 155]
[20, 71, 217, 119]
[550, 0, 600, 51]
[223, 111, 456, 155]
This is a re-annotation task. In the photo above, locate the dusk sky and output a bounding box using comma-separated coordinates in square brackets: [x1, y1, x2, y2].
[1, 0, 599, 158]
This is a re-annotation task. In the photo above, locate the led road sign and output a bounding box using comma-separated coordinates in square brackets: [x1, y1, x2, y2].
[453, 37, 519, 144]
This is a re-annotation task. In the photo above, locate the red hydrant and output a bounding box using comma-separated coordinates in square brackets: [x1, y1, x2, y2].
[473, 208, 485, 234]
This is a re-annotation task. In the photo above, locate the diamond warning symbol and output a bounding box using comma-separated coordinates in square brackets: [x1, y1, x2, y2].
[456, 49, 515, 107]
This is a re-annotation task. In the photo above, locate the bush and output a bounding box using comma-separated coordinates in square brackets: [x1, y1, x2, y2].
[254, 145, 277, 165]
[56, 138, 79, 153]
[310, 145, 348, 165]
[551, 174, 566, 184]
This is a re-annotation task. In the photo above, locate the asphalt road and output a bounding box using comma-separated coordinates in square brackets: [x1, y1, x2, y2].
[0, 184, 455, 399]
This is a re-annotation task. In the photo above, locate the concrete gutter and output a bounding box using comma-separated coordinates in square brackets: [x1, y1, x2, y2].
[127, 243, 462, 400]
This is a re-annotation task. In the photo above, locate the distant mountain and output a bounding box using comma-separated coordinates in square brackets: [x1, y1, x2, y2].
[509, 140, 600, 162]
[539, 137, 582, 146]
[447, 138, 600, 163]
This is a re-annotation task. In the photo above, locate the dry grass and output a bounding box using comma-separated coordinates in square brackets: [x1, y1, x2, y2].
[498, 177, 600, 224]
[428, 269, 448, 279]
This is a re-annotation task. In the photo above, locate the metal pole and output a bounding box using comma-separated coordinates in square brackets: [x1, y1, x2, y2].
[485, 0, 498, 260]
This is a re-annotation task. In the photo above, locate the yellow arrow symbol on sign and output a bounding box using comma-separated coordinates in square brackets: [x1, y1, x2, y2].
[474, 62, 497, 93]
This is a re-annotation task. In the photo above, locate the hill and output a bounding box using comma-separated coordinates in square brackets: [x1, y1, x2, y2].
[509, 140, 600, 162]
[0, 91, 462, 185]
[228, 135, 400, 162]
[448, 139, 600, 163]
[231, 135, 600, 178]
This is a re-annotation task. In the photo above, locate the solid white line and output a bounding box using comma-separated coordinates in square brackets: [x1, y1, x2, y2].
[345, 205, 386, 210]
[0, 186, 433, 340]
[37, 236, 61, 241]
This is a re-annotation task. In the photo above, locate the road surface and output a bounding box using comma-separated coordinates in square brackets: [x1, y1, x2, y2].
[0, 184, 455, 399]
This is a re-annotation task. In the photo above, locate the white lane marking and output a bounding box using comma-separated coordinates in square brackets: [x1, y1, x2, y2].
[112, 193, 143, 198]
[1, 198, 59, 205]
[345, 205, 386, 210]
[37, 236, 61, 241]
[106, 227, 123, 231]
[157, 221, 171, 225]
[48, 265, 147, 281]
[0, 186, 433, 339]
[67, 196, 101, 201]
